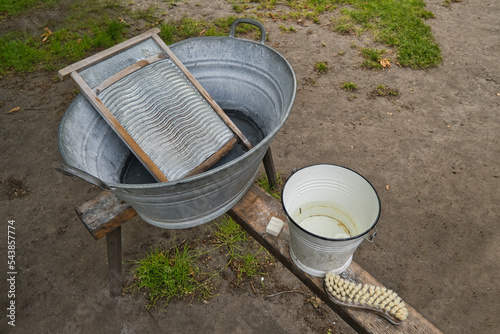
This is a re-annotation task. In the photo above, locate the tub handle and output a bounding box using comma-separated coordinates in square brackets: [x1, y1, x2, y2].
[365, 227, 378, 242]
[229, 18, 266, 44]
[55, 162, 115, 191]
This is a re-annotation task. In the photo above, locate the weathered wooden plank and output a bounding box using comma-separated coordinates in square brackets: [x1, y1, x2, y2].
[75, 191, 137, 240]
[228, 185, 443, 334]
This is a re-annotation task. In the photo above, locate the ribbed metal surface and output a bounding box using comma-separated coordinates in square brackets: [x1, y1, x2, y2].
[98, 58, 234, 181]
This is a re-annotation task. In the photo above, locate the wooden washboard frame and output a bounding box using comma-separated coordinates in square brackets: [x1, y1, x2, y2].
[58, 28, 253, 182]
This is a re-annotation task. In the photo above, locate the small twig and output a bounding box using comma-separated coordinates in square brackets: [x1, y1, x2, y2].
[265, 290, 308, 298]
[147, 310, 162, 330]
[225, 273, 254, 294]
[320, 22, 334, 27]
[359, 115, 372, 121]
[486, 75, 499, 84]
[168, 239, 187, 251]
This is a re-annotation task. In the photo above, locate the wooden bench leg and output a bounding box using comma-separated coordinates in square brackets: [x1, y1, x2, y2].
[106, 226, 123, 297]
[262, 147, 278, 188]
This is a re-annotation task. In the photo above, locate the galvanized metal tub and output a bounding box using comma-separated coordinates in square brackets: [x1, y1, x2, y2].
[58, 19, 296, 229]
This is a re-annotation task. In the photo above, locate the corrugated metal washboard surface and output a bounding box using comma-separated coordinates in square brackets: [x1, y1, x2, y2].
[97, 58, 235, 181]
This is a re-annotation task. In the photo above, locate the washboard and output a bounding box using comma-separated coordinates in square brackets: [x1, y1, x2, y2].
[59, 28, 252, 182]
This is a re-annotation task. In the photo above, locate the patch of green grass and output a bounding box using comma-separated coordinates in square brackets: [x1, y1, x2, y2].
[0, 32, 45, 73]
[213, 215, 271, 283]
[331, 15, 356, 34]
[0, 0, 58, 16]
[369, 84, 399, 98]
[231, 247, 268, 283]
[361, 48, 385, 61]
[0, 0, 262, 76]
[342, 81, 357, 91]
[0, 18, 127, 76]
[314, 61, 329, 74]
[331, 0, 441, 68]
[360, 48, 385, 69]
[213, 215, 249, 254]
[0, 0, 262, 77]
[129, 6, 160, 22]
[442, 0, 461, 7]
[164, 0, 180, 9]
[0, 0, 129, 76]
[233, 4, 244, 13]
[160, 16, 260, 45]
[249, 0, 336, 23]
[127, 245, 214, 309]
[127, 214, 273, 309]
[255, 0, 277, 10]
[256, 172, 283, 201]
[279, 25, 297, 33]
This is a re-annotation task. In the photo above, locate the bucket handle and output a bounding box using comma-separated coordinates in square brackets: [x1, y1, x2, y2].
[55, 162, 115, 191]
[229, 18, 266, 45]
[365, 227, 378, 242]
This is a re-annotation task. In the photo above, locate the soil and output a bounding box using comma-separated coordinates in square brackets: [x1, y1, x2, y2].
[1, 1, 499, 333]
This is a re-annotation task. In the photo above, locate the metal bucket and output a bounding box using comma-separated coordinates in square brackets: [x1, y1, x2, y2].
[281, 165, 380, 276]
[58, 19, 296, 229]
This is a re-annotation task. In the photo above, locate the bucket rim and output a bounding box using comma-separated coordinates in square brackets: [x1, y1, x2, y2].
[281, 163, 381, 242]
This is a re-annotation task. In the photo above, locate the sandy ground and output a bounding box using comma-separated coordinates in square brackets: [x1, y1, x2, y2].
[1, 0, 499, 333]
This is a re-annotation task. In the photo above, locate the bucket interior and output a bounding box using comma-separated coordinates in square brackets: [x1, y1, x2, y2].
[282, 165, 380, 240]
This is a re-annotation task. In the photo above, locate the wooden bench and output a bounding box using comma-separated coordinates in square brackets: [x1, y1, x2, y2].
[75, 173, 442, 334]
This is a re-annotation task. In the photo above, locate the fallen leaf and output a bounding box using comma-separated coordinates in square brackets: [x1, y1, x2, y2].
[306, 296, 322, 309]
[378, 58, 391, 68]
[297, 19, 308, 27]
[6, 107, 21, 114]
[40, 27, 53, 43]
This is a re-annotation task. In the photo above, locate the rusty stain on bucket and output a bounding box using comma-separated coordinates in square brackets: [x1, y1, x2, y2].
[292, 201, 359, 239]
